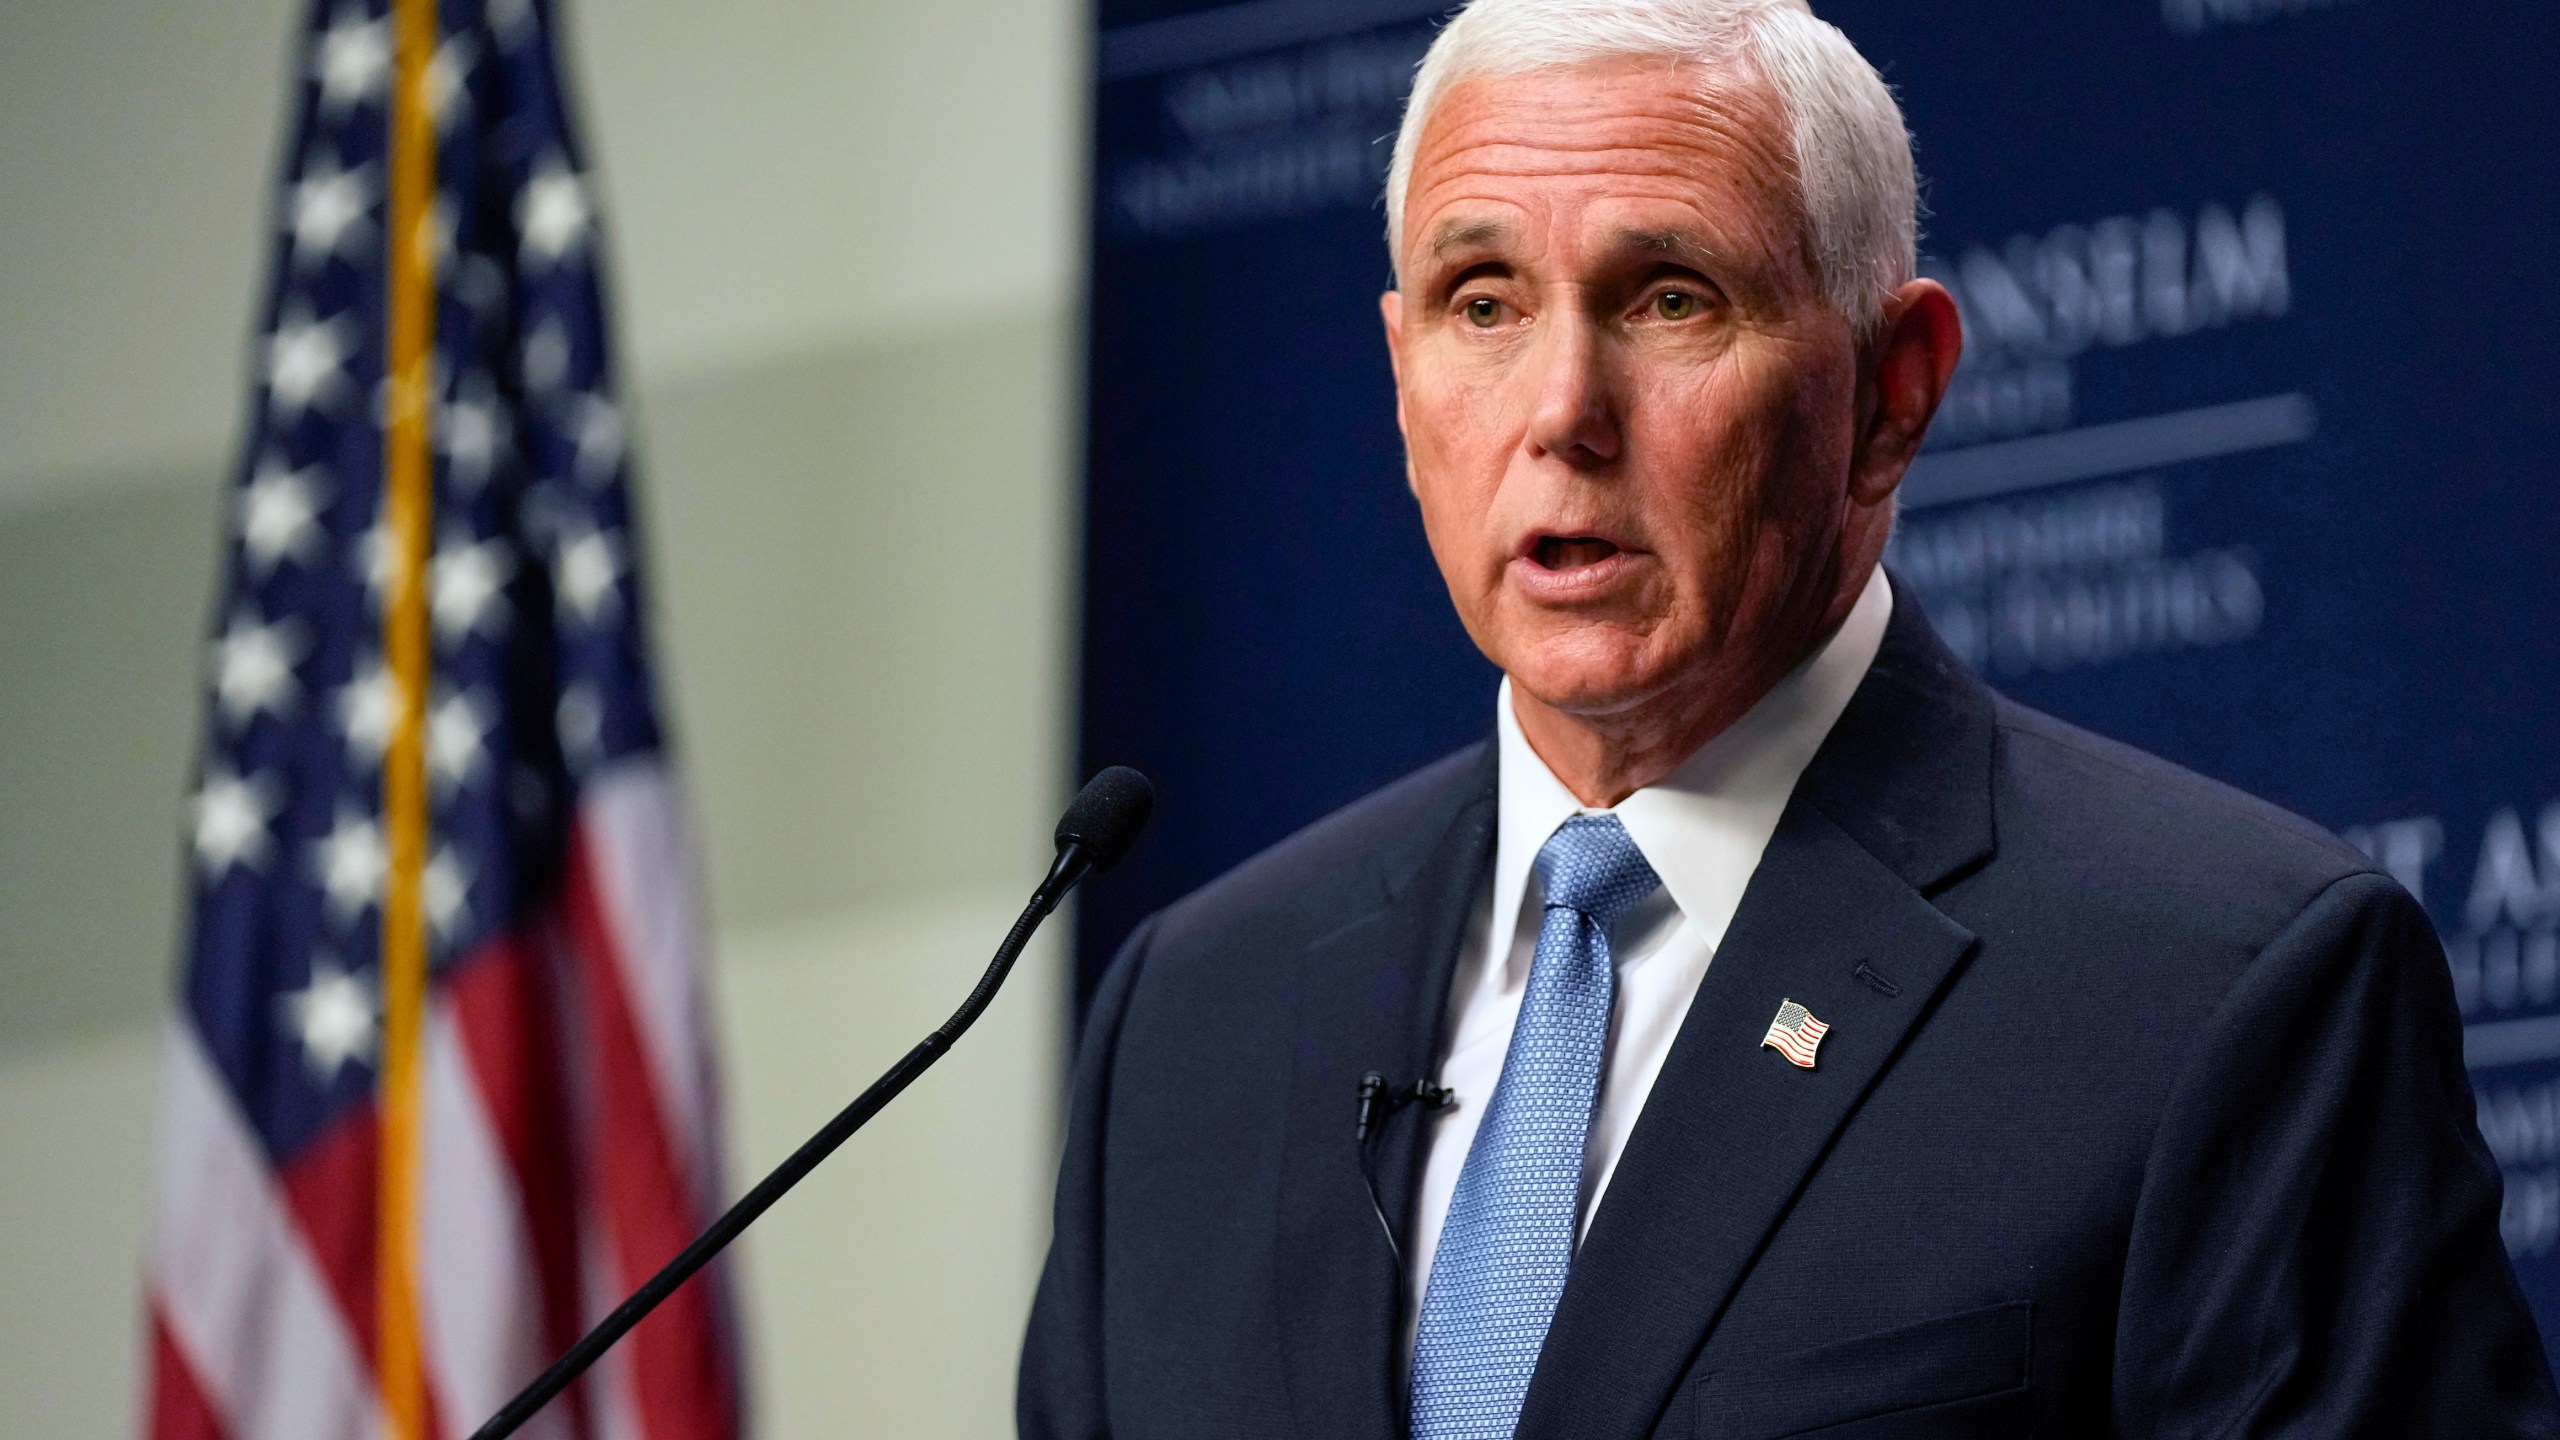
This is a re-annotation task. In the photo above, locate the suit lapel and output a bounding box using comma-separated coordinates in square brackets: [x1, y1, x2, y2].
[1515, 595, 2001, 1440]
[1514, 804, 1977, 1438]
[1274, 744, 1497, 1440]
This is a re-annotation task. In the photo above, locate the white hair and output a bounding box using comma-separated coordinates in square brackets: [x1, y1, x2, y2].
[1384, 0, 1918, 337]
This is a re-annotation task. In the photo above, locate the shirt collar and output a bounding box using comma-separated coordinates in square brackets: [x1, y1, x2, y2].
[1490, 566, 1895, 957]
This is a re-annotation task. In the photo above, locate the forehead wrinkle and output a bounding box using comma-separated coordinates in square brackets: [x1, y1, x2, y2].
[1406, 130, 1793, 253]
[1421, 128, 1772, 182]
[1419, 64, 1792, 171]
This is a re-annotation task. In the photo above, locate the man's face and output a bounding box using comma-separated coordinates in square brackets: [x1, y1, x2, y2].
[1383, 59, 1871, 725]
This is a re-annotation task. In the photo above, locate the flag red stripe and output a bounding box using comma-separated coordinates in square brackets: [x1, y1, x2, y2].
[560, 821, 738, 1440]
[1765, 1023, 1822, 1065]
[275, 1103, 382, 1371]
[266, 1069, 468, 1439]
[146, 1304, 231, 1440]
[446, 931, 595, 1433]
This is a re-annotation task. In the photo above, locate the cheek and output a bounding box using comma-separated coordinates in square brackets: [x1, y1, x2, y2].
[1408, 352, 1511, 459]
[1404, 367, 1517, 543]
[1644, 355, 1846, 537]
[1762, 372, 1861, 528]
[1626, 369, 1778, 540]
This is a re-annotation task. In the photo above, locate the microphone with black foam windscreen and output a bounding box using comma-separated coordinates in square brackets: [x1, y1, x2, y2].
[1039, 762, 1156, 905]
[469, 766, 1156, 1440]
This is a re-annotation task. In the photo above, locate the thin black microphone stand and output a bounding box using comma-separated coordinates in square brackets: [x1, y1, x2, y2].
[467, 846, 1088, 1440]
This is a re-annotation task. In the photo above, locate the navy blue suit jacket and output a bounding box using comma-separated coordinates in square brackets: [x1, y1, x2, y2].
[1020, 600, 2560, 1438]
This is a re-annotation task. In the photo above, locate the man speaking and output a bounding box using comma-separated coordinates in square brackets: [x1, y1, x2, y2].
[1021, 0, 2560, 1434]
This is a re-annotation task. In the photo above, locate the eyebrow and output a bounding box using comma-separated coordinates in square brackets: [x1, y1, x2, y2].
[1615, 228, 1725, 272]
[1427, 218, 1514, 259]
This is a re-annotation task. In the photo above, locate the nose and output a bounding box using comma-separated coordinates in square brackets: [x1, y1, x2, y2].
[1523, 306, 1621, 467]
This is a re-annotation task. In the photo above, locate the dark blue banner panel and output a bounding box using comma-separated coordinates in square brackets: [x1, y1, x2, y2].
[1078, 0, 2560, 1351]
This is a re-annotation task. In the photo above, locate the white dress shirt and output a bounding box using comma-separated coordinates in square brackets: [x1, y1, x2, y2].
[1404, 567, 1895, 1345]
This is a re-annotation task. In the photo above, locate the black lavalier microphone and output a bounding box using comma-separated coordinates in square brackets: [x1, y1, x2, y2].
[1356, 1070, 1456, 1265]
[469, 767, 1156, 1440]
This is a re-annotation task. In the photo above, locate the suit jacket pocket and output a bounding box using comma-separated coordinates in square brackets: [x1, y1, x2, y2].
[1692, 1300, 2032, 1439]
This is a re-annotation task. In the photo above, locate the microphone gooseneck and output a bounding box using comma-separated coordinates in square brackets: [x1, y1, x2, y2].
[468, 768, 1156, 1440]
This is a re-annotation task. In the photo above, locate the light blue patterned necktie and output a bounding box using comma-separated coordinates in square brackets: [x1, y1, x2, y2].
[1409, 814, 1661, 1440]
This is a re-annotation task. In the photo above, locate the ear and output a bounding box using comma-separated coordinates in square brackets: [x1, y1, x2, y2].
[1849, 278, 1963, 508]
[1380, 288, 1419, 495]
[1379, 289, 1406, 403]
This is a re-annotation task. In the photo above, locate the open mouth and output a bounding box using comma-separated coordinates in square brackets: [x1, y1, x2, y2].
[1530, 535, 1624, 570]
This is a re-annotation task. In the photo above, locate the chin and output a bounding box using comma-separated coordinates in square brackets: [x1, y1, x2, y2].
[1500, 626, 1679, 720]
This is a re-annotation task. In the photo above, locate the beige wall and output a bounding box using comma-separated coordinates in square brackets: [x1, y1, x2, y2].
[0, 0, 1085, 1435]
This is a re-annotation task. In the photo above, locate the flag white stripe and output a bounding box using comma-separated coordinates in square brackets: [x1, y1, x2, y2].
[582, 762, 720, 1193]
[420, 997, 577, 1440]
[580, 1220, 652, 1440]
[148, 1019, 381, 1440]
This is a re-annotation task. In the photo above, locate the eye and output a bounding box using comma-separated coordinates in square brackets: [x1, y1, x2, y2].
[1652, 290, 1699, 321]
[1463, 296, 1503, 328]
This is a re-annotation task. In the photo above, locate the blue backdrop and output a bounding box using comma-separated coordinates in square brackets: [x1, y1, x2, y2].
[1077, 0, 2560, 1355]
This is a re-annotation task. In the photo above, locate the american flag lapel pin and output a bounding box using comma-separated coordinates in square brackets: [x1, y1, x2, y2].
[1761, 998, 1830, 1069]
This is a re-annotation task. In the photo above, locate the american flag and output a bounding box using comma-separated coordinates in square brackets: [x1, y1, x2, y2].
[1760, 999, 1831, 1069]
[143, 3, 742, 1439]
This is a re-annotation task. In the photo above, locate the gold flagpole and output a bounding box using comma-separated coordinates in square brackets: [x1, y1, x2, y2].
[377, 0, 439, 1433]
